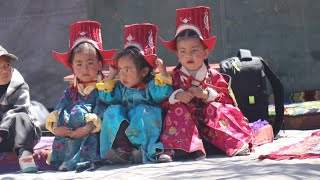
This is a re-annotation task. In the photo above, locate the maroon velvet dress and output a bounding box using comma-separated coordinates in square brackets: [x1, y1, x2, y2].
[160, 66, 252, 157]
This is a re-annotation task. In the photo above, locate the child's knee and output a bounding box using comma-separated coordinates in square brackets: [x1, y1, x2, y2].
[14, 112, 30, 121]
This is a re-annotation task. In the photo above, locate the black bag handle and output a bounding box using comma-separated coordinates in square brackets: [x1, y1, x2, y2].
[259, 58, 284, 135]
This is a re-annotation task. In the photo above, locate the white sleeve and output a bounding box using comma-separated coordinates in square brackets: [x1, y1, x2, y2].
[206, 87, 219, 102]
[168, 88, 184, 104]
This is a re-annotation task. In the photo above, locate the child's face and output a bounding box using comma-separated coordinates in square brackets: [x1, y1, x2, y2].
[71, 50, 102, 83]
[0, 56, 13, 85]
[176, 38, 209, 71]
[117, 55, 148, 88]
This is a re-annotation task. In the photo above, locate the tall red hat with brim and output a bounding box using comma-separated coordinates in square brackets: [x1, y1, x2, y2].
[52, 20, 117, 69]
[160, 6, 217, 52]
[121, 23, 158, 69]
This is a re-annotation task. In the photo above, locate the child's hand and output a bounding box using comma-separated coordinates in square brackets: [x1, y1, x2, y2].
[175, 91, 194, 104]
[70, 125, 91, 139]
[105, 65, 118, 82]
[54, 126, 73, 137]
[188, 87, 208, 100]
[156, 58, 169, 77]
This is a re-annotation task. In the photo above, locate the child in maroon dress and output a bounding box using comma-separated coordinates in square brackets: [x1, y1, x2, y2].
[158, 6, 253, 162]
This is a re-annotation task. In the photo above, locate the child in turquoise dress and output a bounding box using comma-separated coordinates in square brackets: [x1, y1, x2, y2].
[96, 23, 173, 163]
[46, 20, 116, 171]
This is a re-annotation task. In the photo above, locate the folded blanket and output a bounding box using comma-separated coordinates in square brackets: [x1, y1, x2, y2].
[0, 136, 55, 173]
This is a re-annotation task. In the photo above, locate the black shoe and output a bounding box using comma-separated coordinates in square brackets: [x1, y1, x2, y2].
[105, 149, 131, 164]
[75, 161, 91, 172]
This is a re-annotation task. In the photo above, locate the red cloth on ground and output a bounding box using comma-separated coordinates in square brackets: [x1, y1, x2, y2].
[259, 130, 320, 160]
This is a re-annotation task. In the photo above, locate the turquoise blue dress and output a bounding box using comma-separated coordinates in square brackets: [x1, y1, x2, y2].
[98, 79, 173, 163]
[49, 87, 107, 170]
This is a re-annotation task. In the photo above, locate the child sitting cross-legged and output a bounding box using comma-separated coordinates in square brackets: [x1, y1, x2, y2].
[97, 23, 173, 164]
[158, 6, 253, 162]
[46, 20, 116, 171]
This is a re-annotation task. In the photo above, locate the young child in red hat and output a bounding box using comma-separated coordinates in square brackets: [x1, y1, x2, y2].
[0, 45, 41, 173]
[158, 6, 253, 162]
[96, 23, 173, 164]
[46, 20, 117, 171]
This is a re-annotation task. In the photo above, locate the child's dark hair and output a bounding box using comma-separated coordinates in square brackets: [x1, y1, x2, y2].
[69, 42, 102, 64]
[174, 29, 209, 70]
[114, 46, 154, 84]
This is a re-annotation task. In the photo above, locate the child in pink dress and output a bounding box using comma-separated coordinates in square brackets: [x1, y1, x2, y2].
[158, 6, 252, 162]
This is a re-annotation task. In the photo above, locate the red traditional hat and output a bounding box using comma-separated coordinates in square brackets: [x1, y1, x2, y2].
[52, 20, 117, 69]
[160, 6, 217, 52]
[122, 23, 158, 69]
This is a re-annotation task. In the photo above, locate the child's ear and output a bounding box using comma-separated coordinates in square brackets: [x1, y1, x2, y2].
[175, 52, 182, 63]
[142, 67, 149, 77]
[203, 48, 209, 59]
[98, 61, 102, 71]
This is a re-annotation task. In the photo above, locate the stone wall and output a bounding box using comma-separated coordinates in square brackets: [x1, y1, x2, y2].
[1, 0, 319, 108]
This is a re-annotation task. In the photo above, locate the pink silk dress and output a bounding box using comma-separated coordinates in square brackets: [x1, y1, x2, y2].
[160, 67, 252, 157]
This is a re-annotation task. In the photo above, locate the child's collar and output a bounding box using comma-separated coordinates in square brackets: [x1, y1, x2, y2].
[131, 83, 147, 90]
[69, 79, 98, 102]
[180, 63, 208, 81]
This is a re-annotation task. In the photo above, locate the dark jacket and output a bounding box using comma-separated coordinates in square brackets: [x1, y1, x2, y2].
[0, 69, 34, 138]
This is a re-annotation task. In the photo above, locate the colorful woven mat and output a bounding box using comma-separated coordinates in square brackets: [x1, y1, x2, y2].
[269, 101, 320, 116]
